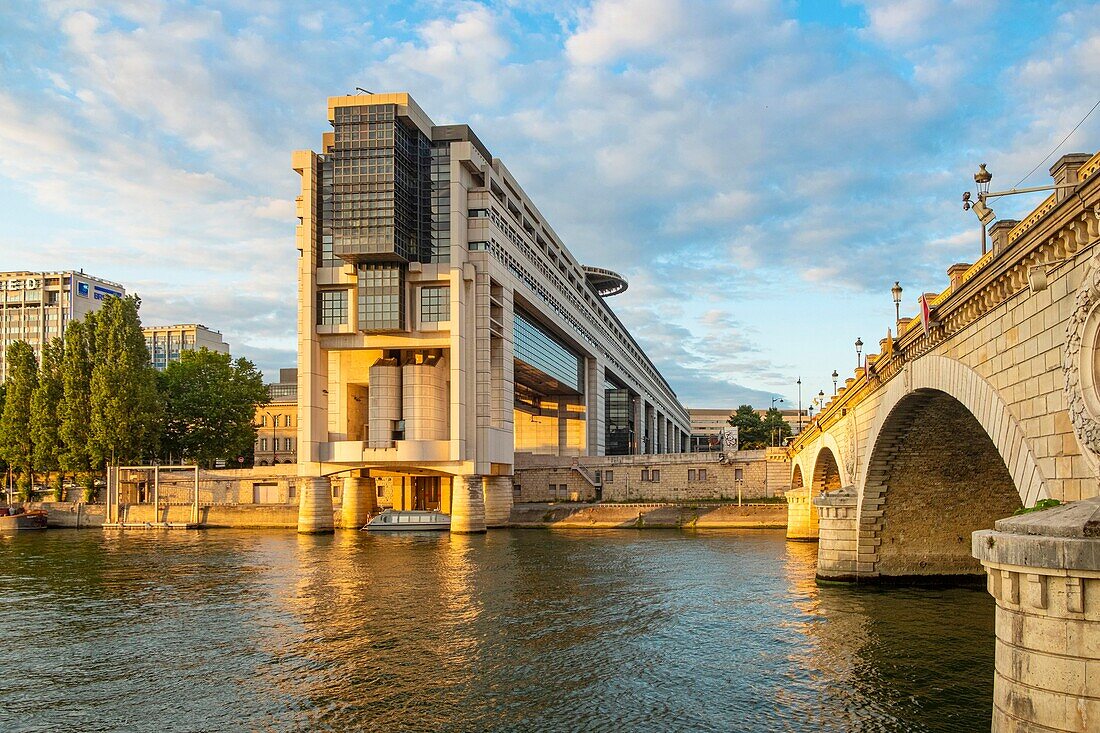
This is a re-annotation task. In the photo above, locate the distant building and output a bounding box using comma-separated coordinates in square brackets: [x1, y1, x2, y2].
[688, 407, 806, 451]
[0, 270, 124, 381]
[143, 324, 229, 370]
[254, 368, 297, 466]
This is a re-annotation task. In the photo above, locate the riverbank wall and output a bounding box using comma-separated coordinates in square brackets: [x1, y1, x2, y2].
[27, 501, 786, 531]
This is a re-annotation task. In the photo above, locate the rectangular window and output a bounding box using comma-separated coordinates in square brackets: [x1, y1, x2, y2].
[641, 469, 650, 482]
[317, 290, 348, 325]
[734, 468, 743, 481]
[358, 264, 405, 331]
[688, 469, 696, 482]
[420, 285, 450, 323]
[377, 486, 385, 498]
[260, 415, 266, 427]
[594, 470, 602, 485]
[284, 438, 292, 451]
[605, 470, 613, 484]
[699, 468, 707, 481]
[260, 438, 268, 451]
[652, 469, 661, 483]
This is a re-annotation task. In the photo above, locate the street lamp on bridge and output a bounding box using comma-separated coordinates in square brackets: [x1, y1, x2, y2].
[832, 370, 839, 395]
[855, 337, 863, 369]
[796, 377, 802, 432]
[891, 281, 903, 322]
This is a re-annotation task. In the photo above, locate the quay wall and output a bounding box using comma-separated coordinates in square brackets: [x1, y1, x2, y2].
[509, 502, 787, 529]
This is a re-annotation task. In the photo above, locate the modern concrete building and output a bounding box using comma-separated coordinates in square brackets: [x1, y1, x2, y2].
[142, 324, 229, 370]
[0, 270, 124, 380]
[255, 368, 297, 466]
[293, 92, 691, 532]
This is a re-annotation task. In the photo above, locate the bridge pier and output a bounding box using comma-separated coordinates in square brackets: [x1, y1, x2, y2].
[339, 475, 376, 529]
[297, 476, 334, 534]
[482, 476, 514, 528]
[813, 488, 859, 581]
[973, 497, 1100, 732]
[451, 474, 487, 534]
[785, 487, 819, 541]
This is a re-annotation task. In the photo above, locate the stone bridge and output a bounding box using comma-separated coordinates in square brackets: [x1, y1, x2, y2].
[785, 152, 1100, 580]
[784, 153, 1100, 730]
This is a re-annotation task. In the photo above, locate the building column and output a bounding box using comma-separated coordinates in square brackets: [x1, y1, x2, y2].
[632, 396, 644, 454]
[339, 475, 376, 529]
[586, 359, 605, 456]
[785, 487, 819, 541]
[451, 474, 487, 534]
[482, 475, 514, 528]
[973, 497, 1100, 733]
[558, 399, 570, 456]
[297, 476, 334, 534]
[813, 487, 858, 580]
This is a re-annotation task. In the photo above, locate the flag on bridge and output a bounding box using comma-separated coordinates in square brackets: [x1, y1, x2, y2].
[920, 294, 933, 337]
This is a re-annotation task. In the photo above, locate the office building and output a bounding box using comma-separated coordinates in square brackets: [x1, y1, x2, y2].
[255, 368, 297, 466]
[0, 270, 124, 381]
[688, 407, 806, 451]
[293, 92, 691, 532]
[143, 324, 229, 370]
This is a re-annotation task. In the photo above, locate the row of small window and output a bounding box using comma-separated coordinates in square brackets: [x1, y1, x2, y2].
[687, 469, 709, 482]
[258, 414, 293, 427]
[317, 286, 449, 327]
[640, 469, 662, 482]
[256, 438, 293, 451]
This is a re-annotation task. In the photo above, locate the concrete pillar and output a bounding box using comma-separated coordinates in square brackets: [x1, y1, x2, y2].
[482, 475, 514, 528]
[558, 399, 569, 456]
[632, 396, 644, 454]
[813, 487, 858, 580]
[402, 359, 448, 440]
[339, 476, 375, 529]
[368, 361, 401, 448]
[785, 487, 819, 541]
[451, 474, 486, 534]
[297, 476, 334, 534]
[586, 359, 605, 456]
[973, 497, 1100, 732]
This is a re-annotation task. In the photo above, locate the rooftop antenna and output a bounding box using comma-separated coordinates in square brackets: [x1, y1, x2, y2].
[355, 87, 373, 95]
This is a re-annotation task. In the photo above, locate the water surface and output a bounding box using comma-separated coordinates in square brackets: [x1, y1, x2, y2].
[0, 529, 993, 732]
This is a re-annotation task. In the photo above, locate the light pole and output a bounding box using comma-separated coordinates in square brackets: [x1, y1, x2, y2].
[817, 390, 825, 410]
[855, 337, 863, 370]
[892, 281, 903, 322]
[831, 370, 839, 395]
[797, 377, 802, 432]
[770, 397, 785, 446]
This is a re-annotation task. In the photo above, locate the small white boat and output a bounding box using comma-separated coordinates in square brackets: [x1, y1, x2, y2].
[362, 509, 450, 531]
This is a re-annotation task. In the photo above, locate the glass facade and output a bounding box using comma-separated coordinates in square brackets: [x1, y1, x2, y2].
[317, 290, 348, 325]
[604, 378, 634, 456]
[420, 285, 450, 323]
[358, 264, 405, 331]
[318, 156, 339, 267]
[513, 310, 583, 393]
[329, 104, 432, 264]
[430, 142, 451, 263]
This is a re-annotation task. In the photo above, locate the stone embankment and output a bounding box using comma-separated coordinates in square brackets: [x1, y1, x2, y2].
[27, 501, 787, 531]
[509, 502, 787, 529]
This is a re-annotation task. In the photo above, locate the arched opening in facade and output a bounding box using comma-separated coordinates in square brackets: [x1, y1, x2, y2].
[860, 388, 1023, 578]
[791, 464, 805, 492]
[811, 447, 842, 492]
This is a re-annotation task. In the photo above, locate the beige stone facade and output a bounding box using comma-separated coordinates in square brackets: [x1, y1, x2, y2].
[513, 448, 789, 503]
[143, 323, 229, 370]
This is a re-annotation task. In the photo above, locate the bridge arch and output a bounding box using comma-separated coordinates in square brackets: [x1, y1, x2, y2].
[790, 463, 804, 492]
[811, 446, 842, 492]
[855, 355, 1044, 578]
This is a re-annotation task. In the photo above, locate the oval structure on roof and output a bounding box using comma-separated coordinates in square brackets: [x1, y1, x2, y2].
[583, 266, 628, 297]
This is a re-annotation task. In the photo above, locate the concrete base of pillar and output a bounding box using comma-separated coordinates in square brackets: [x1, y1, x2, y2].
[451, 474, 486, 534]
[813, 487, 859, 580]
[483, 476, 514, 528]
[297, 476, 334, 534]
[339, 476, 376, 529]
[785, 486, 819, 541]
[973, 497, 1100, 733]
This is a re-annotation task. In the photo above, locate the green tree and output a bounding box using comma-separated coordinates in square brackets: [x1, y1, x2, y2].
[158, 349, 268, 468]
[0, 342, 38, 498]
[59, 319, 94, 475]
[761, 407, 793, 447]
[89, 296, 162, 467]
[30, 336, 64, 496]
[727, 404, 767, 449]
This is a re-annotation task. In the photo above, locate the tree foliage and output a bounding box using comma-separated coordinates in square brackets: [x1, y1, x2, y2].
[30, 337, 64, 486]
[726, 405, 792, 449]
[0, 342, 38, 496]
[159, 349, 268, 468]
[59, 318, 95, 474]
[89, 296, 162, 466]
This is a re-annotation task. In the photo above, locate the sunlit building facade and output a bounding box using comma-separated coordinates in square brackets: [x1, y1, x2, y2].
[0, 270, 124, 381]
[142, 324, 229, 370]
[293, 93, 690, 532]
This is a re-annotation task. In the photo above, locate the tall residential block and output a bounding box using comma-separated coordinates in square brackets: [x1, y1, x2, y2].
[293, 92, 690, 531]
[0, 270, 124, 380]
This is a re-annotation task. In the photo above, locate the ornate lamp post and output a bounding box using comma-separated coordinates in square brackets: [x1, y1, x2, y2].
[855, 337, 863, 369]
[797, 377, 802, 432]
[832, 370, 839, 395]
[892, 281, 903, 322]
[770, 397, 785, 446]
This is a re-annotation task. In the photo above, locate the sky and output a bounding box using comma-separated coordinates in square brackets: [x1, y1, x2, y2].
[0, 0, 1098, 409]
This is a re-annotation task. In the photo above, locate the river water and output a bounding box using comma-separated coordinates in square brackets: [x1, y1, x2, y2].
[0, 529, 992, 732]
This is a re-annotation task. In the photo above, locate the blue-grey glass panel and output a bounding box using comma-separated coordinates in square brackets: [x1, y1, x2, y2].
[513, 310, 582, 393]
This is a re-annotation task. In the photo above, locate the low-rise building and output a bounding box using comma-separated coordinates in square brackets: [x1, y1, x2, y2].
[0, 269, 124, 380]
[687, 407, 806, 451]
[255, 368, 297, 466]
[143, 324, 229, 370]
